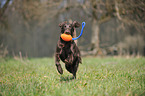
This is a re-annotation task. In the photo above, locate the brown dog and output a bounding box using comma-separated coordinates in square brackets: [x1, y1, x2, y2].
[55, 21, 82, 79]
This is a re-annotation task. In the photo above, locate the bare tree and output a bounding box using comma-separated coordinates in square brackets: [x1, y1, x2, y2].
[1, 0, 145, 57]
[80, 0, 116, 55]
[80, 0, 145, 56]
[0, 0, 64, 57]
[115, 0, 145, 35]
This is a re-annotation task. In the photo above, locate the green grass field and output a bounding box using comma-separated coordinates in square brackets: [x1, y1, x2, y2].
[0, 57, 145, 96]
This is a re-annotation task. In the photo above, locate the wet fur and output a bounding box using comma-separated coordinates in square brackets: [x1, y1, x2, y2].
[55, 21, 82, 79]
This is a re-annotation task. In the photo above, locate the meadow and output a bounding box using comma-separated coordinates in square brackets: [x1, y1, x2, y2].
[0, 57, 145, 96]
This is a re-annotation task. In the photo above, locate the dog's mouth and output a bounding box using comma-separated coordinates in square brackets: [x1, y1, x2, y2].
[64, 32, 71, 35]
[65, 33, 71, 35]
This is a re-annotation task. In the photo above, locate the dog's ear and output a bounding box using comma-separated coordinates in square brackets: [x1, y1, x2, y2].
[59, 21, 67, 28]
[72, 21, 80, 28]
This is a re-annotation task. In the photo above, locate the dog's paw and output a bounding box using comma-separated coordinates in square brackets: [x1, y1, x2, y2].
[56, 64, 63, 74]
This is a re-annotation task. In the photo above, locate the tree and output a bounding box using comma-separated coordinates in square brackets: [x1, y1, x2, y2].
[81, 0, 145, 56]
[0, 0, 11, 57]
[0, 0, 63, 57]
[115, 0, 145, 56]
[114, 0, 145, 35]
[79, 0, 116, 55]
[1, 0, 145, 57]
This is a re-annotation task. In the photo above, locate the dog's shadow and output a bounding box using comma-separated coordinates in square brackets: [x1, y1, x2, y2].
[60, 76, 74, 82]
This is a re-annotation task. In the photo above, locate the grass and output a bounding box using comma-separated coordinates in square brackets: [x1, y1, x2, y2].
[0, 57, 145, 96]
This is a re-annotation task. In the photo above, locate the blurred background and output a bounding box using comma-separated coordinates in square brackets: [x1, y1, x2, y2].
[0, 0, 145, 58]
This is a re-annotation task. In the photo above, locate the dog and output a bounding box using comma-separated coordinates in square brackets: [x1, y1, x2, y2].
[55, 21, 82, 79]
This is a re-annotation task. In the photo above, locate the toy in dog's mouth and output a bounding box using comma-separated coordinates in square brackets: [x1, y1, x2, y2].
[61, 34, 72, 41]
[60, 22, 86, 42]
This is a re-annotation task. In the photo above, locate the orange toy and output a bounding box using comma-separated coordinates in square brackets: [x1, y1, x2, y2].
[61, 34, 72, 41]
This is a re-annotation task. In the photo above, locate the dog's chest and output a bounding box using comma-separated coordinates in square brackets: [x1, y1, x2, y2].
[62, 45, 71, 54]
[59, 45, 71, 60]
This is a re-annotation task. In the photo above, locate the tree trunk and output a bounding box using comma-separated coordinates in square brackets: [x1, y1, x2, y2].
[90, 19, 100, 55]
[81, 19, 104, 56]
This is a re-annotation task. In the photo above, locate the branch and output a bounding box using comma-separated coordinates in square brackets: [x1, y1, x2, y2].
[115, 1, 123, 21]
[81, 4, 92, 17]
[98, 15, 111, 24]
[115, 1, 145, 26]
[57, 3, 82, 14]
[0, 0, 11, 17]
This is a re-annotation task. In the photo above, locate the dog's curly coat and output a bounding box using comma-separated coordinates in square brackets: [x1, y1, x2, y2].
[55, 21, 82, 79]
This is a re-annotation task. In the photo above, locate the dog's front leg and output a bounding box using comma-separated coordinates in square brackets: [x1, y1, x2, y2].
[64, 44, 74, 65]
[55, 47, 63, 74]
[64, 53, 73, 65]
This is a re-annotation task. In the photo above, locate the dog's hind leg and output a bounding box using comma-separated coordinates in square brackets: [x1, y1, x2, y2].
[65, 65, 76, 79]
[72, 61, 79, 79]
[65, 61, 79, 79]
[65, 64, 73, 74]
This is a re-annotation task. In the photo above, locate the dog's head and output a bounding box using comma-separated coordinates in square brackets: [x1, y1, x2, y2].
[59, 21, 80, 36]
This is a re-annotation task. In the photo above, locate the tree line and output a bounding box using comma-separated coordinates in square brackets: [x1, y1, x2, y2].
[0, 0, 145, 57]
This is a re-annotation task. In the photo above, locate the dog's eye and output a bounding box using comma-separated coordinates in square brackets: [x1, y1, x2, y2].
[69, 25, 71, 27]
[64, 26, 66, 27]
